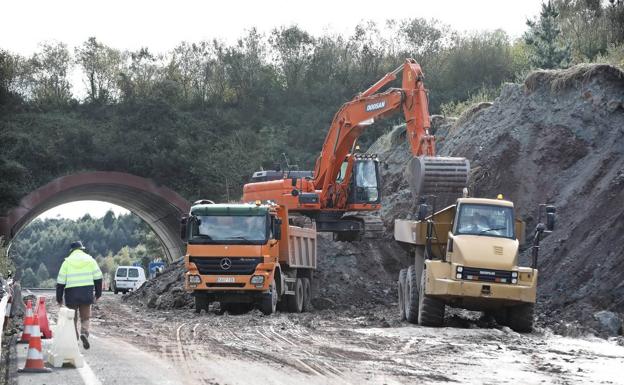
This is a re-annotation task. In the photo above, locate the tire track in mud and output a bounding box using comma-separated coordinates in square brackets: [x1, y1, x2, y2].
[94, 295, 624, 385]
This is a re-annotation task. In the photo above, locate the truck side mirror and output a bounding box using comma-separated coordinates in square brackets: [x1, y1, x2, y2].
[545, 205, 556, 231]
[180, 216, 188, 241]
[273, 218, 282, 240]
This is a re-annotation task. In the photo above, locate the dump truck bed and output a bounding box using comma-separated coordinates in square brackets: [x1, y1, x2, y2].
[279, 225, 317, 269]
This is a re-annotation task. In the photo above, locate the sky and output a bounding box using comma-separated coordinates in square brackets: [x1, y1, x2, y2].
[37, 201, 130, 220]
[5, 0, 543, 220]
[1, 0, 542, 56]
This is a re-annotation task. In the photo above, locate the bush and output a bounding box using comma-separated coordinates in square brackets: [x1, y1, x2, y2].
[440, 87, 499, 117]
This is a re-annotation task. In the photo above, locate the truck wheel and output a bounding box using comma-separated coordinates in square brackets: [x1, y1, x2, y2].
[301, 278, 312, 312]
[405, 266, 419, 323]
[195, 296, 210, 314]
[287, 278, 304, 313]
[398, 269, 407, 321]
[260, 281, 278, 315]
[114, 289, 118, 295]
[417, 268, 444, 327]
[507, 304, 534, 333]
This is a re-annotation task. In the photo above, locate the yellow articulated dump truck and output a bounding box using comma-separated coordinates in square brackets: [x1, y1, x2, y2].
[180, 200, 316, 315]
[395, 195, 555, 332]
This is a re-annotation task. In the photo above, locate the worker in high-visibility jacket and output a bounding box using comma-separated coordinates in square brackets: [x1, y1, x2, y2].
[56, 241, 103, 350]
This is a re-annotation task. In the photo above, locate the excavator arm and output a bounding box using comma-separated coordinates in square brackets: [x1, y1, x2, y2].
[313, 58, 446, 209]
[243, 58, 469, 239]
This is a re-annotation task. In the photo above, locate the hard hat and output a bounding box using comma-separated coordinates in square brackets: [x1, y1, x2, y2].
[69, 241, 86, 251]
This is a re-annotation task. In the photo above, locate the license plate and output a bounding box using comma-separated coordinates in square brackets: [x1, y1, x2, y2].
[216, 277, 235, 283]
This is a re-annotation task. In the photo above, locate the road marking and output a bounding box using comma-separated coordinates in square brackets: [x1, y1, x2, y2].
[77, 361, 103, 385]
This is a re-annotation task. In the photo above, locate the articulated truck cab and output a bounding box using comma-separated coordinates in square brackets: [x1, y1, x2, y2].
[181, 201, 316, 315]
[395, 196, 555, 332]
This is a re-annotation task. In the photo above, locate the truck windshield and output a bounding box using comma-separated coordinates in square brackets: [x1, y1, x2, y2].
[189, 215, 268, 245]
[455, 204, 514, 239]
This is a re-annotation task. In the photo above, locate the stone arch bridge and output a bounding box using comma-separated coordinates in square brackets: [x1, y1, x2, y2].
[0, 172, 191, 262]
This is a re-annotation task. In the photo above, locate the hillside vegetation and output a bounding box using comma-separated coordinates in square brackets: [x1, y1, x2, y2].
[1, 2, 621, 210]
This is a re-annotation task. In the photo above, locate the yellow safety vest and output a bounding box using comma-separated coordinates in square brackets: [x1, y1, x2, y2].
[56, 249, 103, 288]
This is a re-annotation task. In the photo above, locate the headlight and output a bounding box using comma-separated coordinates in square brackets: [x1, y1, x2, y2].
[189, 275, 201, 284]
[456, 266, 463, 273]
[456, 273, 462, 279]
[511, 278, 517, 284]
[250, 275, 265, 285]
[511, 272, 518, 278]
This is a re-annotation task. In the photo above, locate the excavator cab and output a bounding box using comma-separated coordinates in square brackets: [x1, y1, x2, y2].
[336, 154, 381, 205]
[349, 155, 381, 205]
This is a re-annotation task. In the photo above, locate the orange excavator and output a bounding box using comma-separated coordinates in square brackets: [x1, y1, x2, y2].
[243, 58, 469, 240]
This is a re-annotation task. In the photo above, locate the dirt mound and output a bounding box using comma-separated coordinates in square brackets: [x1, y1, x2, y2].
[124, 259, 193, 309]
[371, 63, 624, 334]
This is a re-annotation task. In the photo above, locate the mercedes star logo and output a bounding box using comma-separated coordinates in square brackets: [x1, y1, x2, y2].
[220, 258, 232, 270]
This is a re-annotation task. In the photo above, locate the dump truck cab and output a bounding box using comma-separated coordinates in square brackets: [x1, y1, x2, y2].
[395, 196, 555, 332]
[182, 201, 316, 315]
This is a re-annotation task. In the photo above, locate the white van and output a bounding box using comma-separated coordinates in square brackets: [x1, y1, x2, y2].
[112, 266, 146, 294]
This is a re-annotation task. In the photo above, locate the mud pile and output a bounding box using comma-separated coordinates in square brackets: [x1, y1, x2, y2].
[371, 64, 624, 335]
[124, 259, 193, 309]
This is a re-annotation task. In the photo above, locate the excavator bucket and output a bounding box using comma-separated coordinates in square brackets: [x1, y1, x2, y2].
[406, 156, 470, 208]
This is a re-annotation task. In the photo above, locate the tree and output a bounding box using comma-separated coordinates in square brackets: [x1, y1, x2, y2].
[524, 1, 571, 69]
[102, 209, 116, 228]
[75, 37, 122, 103]
[270, 26, 314, 93]
[36, 262, 49, 282]
[21, 267, 38, 287]
[26, 42, 74, 106]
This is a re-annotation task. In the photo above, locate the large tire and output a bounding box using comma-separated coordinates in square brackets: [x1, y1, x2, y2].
[195, 296, 210, 314]
[114, 289, 118, 295]
[301, 278, 312, 312]
[417, 268, 445, 326]
[259, 280, 278, 315]
[405, 266, 420, 323]
[507, 304, 534, 333]
[287, 278, 304, 313]
[398, 269, 407, 321]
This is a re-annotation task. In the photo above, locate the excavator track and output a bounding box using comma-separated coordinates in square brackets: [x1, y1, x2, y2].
[361, 215, 385, 239]
[406, 156, 470, 209]
[336, 213, 385, 240]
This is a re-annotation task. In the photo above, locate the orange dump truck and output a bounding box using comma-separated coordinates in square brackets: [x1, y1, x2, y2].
[181, 201, 316, 315]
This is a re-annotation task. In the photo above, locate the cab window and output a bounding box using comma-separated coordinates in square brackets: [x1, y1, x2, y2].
[455, 204, 515, 239]
[128, 268, 139, 278]
[116, 268, 128, 278]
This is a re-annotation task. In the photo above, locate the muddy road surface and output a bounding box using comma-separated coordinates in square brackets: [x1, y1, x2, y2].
[18, 291, 624, 385]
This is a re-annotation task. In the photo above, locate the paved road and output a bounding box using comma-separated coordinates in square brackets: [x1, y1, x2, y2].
[15, 289, 624, 385]
[17, 290, 185, 385]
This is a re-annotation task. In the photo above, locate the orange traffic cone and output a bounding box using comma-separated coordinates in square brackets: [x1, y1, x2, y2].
[36, 297, 52, 339]
[19, 300, 34, 343]
[18, 313, 51, 373]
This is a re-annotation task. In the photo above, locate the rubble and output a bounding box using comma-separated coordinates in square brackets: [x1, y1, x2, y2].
[593, 310, 623, 336]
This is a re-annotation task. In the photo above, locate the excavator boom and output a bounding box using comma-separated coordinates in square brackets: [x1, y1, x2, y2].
[243, 58, 469, 239]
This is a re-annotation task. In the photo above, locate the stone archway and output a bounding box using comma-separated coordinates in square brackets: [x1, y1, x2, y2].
[0, 171, 190, 262]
